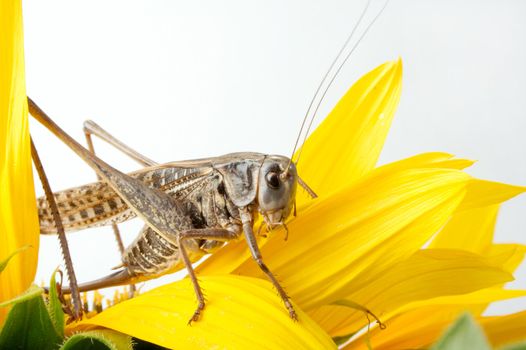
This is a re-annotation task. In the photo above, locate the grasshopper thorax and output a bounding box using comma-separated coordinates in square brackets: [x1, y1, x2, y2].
[257, 155, 297, 228]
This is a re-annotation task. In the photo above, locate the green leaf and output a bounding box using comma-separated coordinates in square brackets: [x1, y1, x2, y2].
[500, 341, 526, 350]
[0, 245, 31, 273]
[0, 284, 43, 307]
[47, 268, 65, 338]
[0, 292, 61, 350]
[431, 313, 491, 350]
[60, 330, 132, 350]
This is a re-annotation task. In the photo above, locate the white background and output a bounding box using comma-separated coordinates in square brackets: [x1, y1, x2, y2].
[23, 0, 526, 315]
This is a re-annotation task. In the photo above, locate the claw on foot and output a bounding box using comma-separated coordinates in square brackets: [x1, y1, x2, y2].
[289, 309, 298, 321]
[187, 302, 205, 325]
[285, 300, 297, 321]
[282, 223, 289, 241]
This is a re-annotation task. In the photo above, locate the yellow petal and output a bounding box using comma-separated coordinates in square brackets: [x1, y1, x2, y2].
[471, 244, 526, 315]
[310, 249, 513, 337]
[76, 276, 336, 350]
[0, 0, 39, 323]
[342, 306, 462, 350]
[397, 246, 526, 320]
[482, 310, 526, 348]
[487, 243, 526, 274]
[457, 179, 525, 212]
[397, 288, 526, 318]
[295, 59, 402, 204]
[198, 153, 474, 277]
[374, 152, 475, 174]
[197, 61, 402, 276]
[430, 204, 526, 313]
[430, 207, 526, 281]
[342, 289, 526, 350]
[206, 166, 469, 314]
[430, 204, 499, 254]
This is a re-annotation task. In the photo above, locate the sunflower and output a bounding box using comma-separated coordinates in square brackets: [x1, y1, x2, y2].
[0, 0, 40, 324]
[1, 1, 526, 349]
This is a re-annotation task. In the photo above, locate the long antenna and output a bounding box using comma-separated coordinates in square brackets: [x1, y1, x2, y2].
[287, 0, 373, 169]
[294, 0, 390, 167]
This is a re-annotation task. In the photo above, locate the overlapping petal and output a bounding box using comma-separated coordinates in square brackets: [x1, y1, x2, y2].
[78, 276, 336, 349]
[341, 289, 526, 350]
[200, 148, 525, 316]
[197, 60, 403, 275]
[310, 249, 514, 337]
[481, 310, 526, 348]
[457, 179, 525, 212]
[335, 197, 526, 349]
[430, 204, 500, 253]
[430, 203, 526, 275]
[0, 0, 39, 323]
[230, 166, 469, 310]
[338, 304, 457, 350]
[294, 59, 403, 203]
[196, 64, 524, 330]
[431, 201, 526, 315]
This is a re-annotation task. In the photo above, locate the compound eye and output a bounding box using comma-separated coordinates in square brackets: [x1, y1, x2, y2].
[266, 172, 280, 189]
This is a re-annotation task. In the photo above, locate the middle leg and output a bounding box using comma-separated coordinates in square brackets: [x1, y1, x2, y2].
[177, 228, 240, 324]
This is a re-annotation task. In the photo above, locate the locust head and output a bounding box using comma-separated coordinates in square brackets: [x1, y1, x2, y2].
[257, 155, 297, 229]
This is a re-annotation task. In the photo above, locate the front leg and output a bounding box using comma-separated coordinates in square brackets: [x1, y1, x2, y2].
[239, 209, 297, 320]
[177, 228, 240, 324]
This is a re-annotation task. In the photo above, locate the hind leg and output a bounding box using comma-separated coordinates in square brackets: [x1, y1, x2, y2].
[82, 121, 153, 297]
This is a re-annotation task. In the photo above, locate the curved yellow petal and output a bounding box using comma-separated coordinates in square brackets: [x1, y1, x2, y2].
[430, 204, 526, 314]
[487, 244, 526, 274]
[482, 310, 526, 348]
[222, 166, 469, 311]
[430, 203, 526, 274]
[311, 249, 513, 337]
[342, 289, 526, 350]
[374, 152, 475, 174]
[197, 60, 402, 276]
[430, 204, 499, 253]
[395, 288, 526, 317]
[197, 153, 474, 276]
[457, 179, 525, 212]
[341, 306, 461, 350]
[295, 59, 402, 205]
[76, 276, 336, 350]
[0, 0, 39, 323]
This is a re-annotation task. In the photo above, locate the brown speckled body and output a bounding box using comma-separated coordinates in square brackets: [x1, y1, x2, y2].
[38, 154, 266, 278]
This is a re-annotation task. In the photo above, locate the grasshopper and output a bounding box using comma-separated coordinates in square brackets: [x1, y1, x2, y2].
[31, 0, 388, 324]
[31, 99, 317, 323]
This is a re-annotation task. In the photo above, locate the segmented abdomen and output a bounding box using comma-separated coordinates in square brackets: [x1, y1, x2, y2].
[38, 181, 134, 234]
[122, 226, 204, 276]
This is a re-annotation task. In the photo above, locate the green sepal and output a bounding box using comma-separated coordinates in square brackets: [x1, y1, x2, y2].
[60, 330, 132, 350]
[431, 312, 491, 350]
[0, 245, 31, 273]
[0, 290, 61, 350]
[0, 284, 43, 308]
[47, 268, 65, 338]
